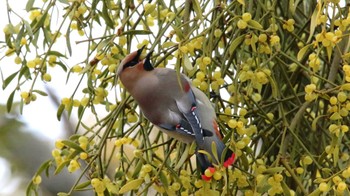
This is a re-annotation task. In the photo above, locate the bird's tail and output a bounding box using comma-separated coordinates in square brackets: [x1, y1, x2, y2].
[196, 135, 235, 180]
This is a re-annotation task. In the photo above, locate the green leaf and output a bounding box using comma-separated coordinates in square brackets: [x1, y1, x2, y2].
[307, 6, 319, 43]
[55, 61, 68, 72]
[35, 160, 52, 176]
[159, 170, 169, 187]
[308, 188, 321, 196]
[74, 181, 91, 191]
[32, 89, 48, 96]
[182, 53, 195, 76]
[229, 34, 245, 54]
[3, 71, 18, 89]
[281, 181, 291, 196]
[57, 192, 69, 196]
[289, 0, 295, 15]
[57, 104, 65, 121]
[35, 12, 48, 29]
[102, 0, 115, 28]
[162, 41, 177, 48]
[15, 25, 25, 50]
[248, 19, 263, 30]
[211, 141, 219, 164]
[5, 33, 13, 48]
[297, 44, 311, 61]
[97, 38, 110, 51]
[32, 28, 40, 47]
[26, 0, 35, 11]
[192, 0, 203, 21]
[47, 50, 67, 58]
[61, 140, 84, 152]
[121, 30, 152, 35]
[6, 90, 15, 112]
[326, 46, 333, 62]
[118, 179, 144, 194]
[65, 25, 72, 56]
[144, 3, 156, 16]
[23, 20, 33, 37]
[175, 145, 189, 170]
[54, 159, 70, 175]
[312, 115, 326, 131]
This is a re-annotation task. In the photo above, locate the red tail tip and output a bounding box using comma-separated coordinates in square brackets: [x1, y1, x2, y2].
[223, 153, 236, 168]
[201, 174, 212, 181]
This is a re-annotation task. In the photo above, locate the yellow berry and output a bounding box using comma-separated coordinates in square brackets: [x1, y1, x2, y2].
[319, 182, 328, 192]
[258, 34, 268, 42]
[27, 60, 36, 68]
[72, 65, 83, 73]
[337, 92, 347, 103]
[242, 12, 252, 22]
[214, 29, 222, 37]
[287, 19, 295, 25]
[337, 181, 346, 191]
[81, 97, 89, 107]
[192, 78, 201, 87]
[196, 71, 206, 81]
[199, 81, 208, 91]
[252, 93, 262, 102]
[296, 167, 304, 174]
[213, 71, 221, 80]
[202, 57, 211, 65]
[32, 175, 42, 185]
[267, 112, 274, 120]
[127, 113, 138, 123]
[142, 164, 153, 173]
[341, 125, 349, 133]
[213, 171, 222, 180]
[228, 119, 237, 128]
[237, 19, 248, 29]
[224, 107, 232, 115]
[236, 141, 246, 149]
[239, 108, 248, 117]
[211, 81, 219, 91]
[171, 182, 181, 191]
[14, 56, 22, 64]
[204, 167, 215, 177]
[80, 152, 88, 160]
[20, 37, 27, 45]
[305, 84, 316, 94]
[55, 139, 65, 149]
[43, 73, 51, 82]
[330, 96, 338, 105]
[30, 94, 37, 101]
[78, 136, 88, 144]
[95, 52, 105, 60]
[273, 173, 283, 182]
[332, 176, 342, 184]
[303, 156, 313, 165]
[21, 91, 29, 99]
[194, 180, 203, 188]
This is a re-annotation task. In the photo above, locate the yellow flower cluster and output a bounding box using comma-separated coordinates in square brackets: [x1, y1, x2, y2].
[52, 136, 93, 173]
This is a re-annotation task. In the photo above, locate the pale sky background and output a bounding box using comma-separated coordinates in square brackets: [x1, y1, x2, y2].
[0, 0, 347, 195]
[0, 1, 87, 194]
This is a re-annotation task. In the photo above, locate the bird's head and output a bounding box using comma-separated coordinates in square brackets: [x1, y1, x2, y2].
[115, 46, 154, 91]
[116, 46, 154, 77]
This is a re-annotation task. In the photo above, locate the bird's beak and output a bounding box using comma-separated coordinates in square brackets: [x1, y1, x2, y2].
[144, 50, 154, 71]
[136, 45, 146, 60]
[145, 50, 153, 62]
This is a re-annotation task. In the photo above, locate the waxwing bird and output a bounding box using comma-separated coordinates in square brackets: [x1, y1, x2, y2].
[116, 46, 235, 179]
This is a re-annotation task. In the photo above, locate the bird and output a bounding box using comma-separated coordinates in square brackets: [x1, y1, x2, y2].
[116, 46, 235, 180]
